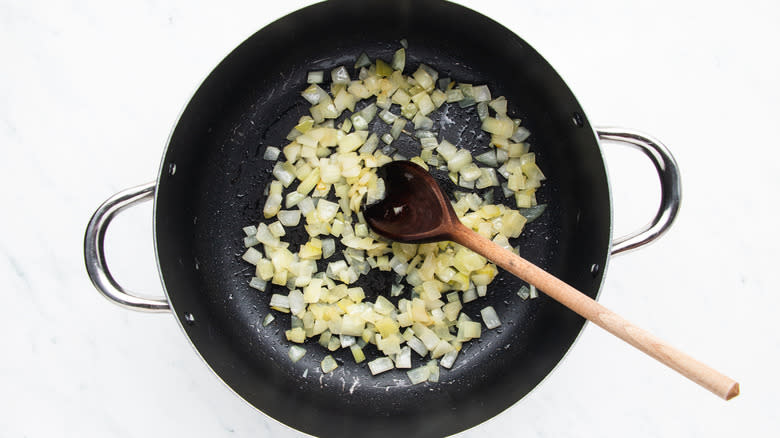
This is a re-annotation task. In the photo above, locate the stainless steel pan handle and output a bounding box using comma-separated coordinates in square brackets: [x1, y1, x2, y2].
[596, 127, 682, 256]
[84, 182, 170, 312]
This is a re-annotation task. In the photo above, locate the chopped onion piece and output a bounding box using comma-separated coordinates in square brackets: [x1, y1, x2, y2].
[529, 284, 539, 299]
[517, 285, 531, 300]
[472, 85, 492, 102]
[458, 321, 481, 340]
[392, 48, 406, 71]
[285, 191, 306, 208]
[406, 365, 430, 385]
[489, 96, 507, 115]
[440, 349, 459, 369]
[272, 162, 296, 187]
[511, 126, 531, 142]
[262, 313, 275, 326]
[406, 335, 428, 357]
[390, 117, 406, 139]
[359, 132, 379, 154]
[518, 204, 547, 223]
[321, 355, 338, 373]
[427, 361, 440, 382]
[288, 290, 305, 316]
[350, 344, 366, 363]
[477, 101, 489, 120]
[458, 96, 476, 108]
[249, 277, 267, 291]
[481, 117, 515, 138]
[307, 71, 324, 84]
[242, 247, 263, 265]
[368, 357, 395, 375]
[354, 52, 371, 69]
[447, 149, 472, 172]
[475, 150, 497, 167]
[390, 284, 404, 297]
[270, 294, 290, 310]
[277, 210, 302, 227]
[436, 140, 457, 161]
[480, 306, 501, 329]
[263, 146, 281, 161]
[340, 335, 356, 348]
[446, 89, 464, 102]
[331, 66, 350, 84]
[395, 346, 412, 369]
[321, 238, 336, 259]
[379, 109, 398, 124]
[459, 163, 482, 182]
[288, 345, 306, 362]
[475, 168, 500, 189]
[496, 147, 509, 164]
[301, 84, 328, 105]
[244, 235, 260, 248]
[268, 221, 285, 237]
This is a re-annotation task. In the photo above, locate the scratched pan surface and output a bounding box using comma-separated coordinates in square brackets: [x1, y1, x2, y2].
[153, 1, 611, 436]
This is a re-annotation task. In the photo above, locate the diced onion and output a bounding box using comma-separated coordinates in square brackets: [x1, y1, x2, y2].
[350, 344, 366, 363]
[471, 85, 491, 102]
[480, 306, 501, 329]
[263, 146, 281, 161]
[426, 360, 440, 382]
[321, 355, 339, 373]
[440, 349, 458, 369]
[474, 150, 497, 167]
[270, 294, 290, 309]
[406, 335, 429, 357]
[392, 48, 406, 71]
[517, 285, 530, 300]
[288, 345, 307, 362]
[242, 247, 263, 265]
[511, 126, 531, 142]
[477, 101, 489, 121]
[249, 277, 267, 291]
[240, 43, 546, 384]
[321, 238, 336, 259]
[368, 357, 395, 375]
[288, 290, 305, 315]
[390, 118, 406, 140]
[307, 71, 324, 84]
[244, 235, 260, 248]
[395, 346, 412, 368]
[331, 66, 350, 84]
[518, 204, 547, 223]
[277, 210, 302, 227]
[354, 52, 371, 69]
[406, 365, 430, 384]
[379, 109, 398, 124]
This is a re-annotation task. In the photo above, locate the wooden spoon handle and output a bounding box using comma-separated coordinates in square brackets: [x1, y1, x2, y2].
[452, 224, 739, 400]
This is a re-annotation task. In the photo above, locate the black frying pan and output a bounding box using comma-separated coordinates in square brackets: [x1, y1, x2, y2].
[84, 1, 680, 436]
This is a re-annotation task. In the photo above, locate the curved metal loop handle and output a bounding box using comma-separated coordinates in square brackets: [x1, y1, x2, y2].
[596, 127, 682, 256]
[84, 182, 170, 312]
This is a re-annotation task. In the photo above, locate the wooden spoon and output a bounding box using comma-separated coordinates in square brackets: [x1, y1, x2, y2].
[363, 160, 739, 400]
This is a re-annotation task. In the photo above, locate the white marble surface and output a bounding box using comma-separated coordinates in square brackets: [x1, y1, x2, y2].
[2, 0, 778, 436]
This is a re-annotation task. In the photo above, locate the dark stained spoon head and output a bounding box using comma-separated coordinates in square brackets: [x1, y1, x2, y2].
[362, 161, 461, 243]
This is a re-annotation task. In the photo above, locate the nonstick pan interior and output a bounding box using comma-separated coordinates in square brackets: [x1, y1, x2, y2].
[153, 1, 611, 436]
